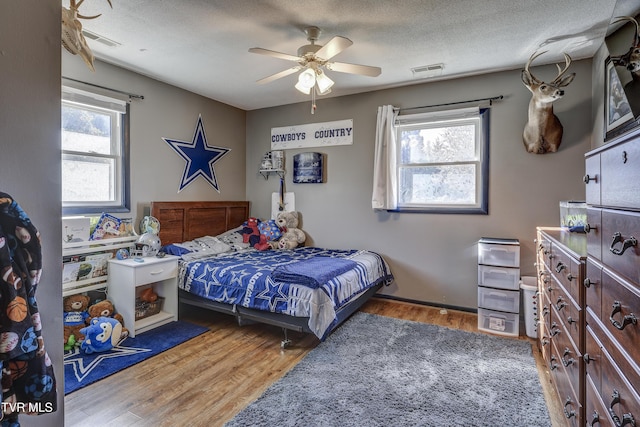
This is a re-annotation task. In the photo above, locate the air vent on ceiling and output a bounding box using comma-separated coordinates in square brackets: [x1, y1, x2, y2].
[411, 63, 444, 78]
[82, 29, 121, 48]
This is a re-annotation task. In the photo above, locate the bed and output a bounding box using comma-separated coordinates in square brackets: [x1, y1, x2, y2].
[150, 201, 393, 345]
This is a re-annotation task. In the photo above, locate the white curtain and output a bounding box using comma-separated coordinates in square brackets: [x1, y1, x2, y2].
[371, 105, 399, 210]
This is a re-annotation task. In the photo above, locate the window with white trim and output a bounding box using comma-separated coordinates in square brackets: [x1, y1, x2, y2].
[61, 86, 130, 214]
[395, 107, 489, 213]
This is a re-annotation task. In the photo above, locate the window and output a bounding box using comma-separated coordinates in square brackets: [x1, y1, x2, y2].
[62, 86, 130, 214]
[395, 107, 489, 213]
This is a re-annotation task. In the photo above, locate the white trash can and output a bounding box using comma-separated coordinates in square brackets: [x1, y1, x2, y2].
[520, 276, 538, 339]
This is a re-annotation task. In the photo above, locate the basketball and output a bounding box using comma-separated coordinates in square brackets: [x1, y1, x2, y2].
[7, 296, 28, 322]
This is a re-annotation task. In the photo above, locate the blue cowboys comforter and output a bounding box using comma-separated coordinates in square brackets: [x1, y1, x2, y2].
[177, 247, 393, 339]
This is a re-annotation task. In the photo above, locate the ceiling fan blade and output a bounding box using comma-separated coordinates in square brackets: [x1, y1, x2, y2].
[249, 47, 301, 62]
[256, 66, 302, 84]
[327, 61, 381, 77]
[315, 36, 353, 60]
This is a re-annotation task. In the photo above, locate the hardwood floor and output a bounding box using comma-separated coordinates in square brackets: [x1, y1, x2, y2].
[64, 298, 565, 427]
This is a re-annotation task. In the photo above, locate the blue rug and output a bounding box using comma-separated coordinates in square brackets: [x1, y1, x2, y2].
[64, 320, 208, 394]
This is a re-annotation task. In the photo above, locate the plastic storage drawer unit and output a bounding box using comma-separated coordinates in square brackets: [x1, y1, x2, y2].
[477, 287, 520, 313]
[477, 308, 519, 337]
[478, 238, 520, 268]
[477, 265, 520, 290]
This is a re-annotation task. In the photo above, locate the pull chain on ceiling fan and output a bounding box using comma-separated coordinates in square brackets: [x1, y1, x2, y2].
[249, 26, 381, 113]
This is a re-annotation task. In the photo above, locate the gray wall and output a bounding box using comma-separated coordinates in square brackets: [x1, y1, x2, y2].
[62, 58, 247, 223]
[247, 60, 593, 309]
[0, 1, 63, 425]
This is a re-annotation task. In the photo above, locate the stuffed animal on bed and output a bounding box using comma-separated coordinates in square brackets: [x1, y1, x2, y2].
[274, 211, 306, 250]
[80, 316, 124, 354]
[63, 294, 91, 350]
[240, 217, 270, 251]
[258, 219, 282, 242]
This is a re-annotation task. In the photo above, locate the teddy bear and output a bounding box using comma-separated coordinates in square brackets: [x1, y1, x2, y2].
[87, 300, 129, 340]
[274, 211, 306, 250]
[63, 294, 90, 350]
[239, 217, 270, 251]
[80, 317, 124, 354]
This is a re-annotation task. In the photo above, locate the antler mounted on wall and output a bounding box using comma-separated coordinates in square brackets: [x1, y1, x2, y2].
[61, 0, 112, 72]
[521, 51, 575, 154]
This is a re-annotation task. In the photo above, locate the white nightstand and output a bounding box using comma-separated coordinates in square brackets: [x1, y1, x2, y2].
[107, 255, 179, 337]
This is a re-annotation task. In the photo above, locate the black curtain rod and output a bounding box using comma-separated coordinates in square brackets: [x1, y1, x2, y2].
[62, 76, 145, 100]
[397, 95, 503, 113]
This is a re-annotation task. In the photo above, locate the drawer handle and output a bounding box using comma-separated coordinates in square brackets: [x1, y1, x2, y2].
[583, 174, 598, 184]
[584, 278, 594, 288]
[610, 301, 638, 331]
[608, 389, 636, 427]
[550, 355, 558, 370]
[564, 396, 576, 419]
[542, 306, 549, 317]
[584, 223, 597, 233]
[149, 269, 165, 275]
[555, 297, 567, 311]
[561, 348, 575, 367]
[555, 262, 566, 273]
[542, 338, 549, 346]
[589, 410, 600, 427]
[567, 273, 575, 282]
[567, 316, 576, 325]
[609, 232, 637, 256]
[550, 323, 560, 337]
[583, 353, 593, 364]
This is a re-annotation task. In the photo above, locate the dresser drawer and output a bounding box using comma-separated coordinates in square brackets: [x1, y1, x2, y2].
[585, 259, 603, 320]
[551, 309, 582, 394]
[601, 135, 640, 209]
[586, 207, 602, 261]
[601, 269, 640, 366]
[585, 321, 603, 397]
[601, 345, 640, 427]
[601, 209, 640, 284]
[587, 301, 640, 401]
[601, 209, 640, 285]
[550, 341, 583, 426]
[584, 152, 601, 206]
[585, 373, 615, 427]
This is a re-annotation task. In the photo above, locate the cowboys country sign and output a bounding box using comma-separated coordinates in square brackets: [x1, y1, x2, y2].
[271, 119, 353, 149]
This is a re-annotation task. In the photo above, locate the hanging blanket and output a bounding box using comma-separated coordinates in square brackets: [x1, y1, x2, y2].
[0, 192, 57, 422]
[271, 257, 357, 289]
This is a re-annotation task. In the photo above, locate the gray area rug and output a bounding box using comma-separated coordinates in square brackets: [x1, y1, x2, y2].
[225, 312, 551, 427]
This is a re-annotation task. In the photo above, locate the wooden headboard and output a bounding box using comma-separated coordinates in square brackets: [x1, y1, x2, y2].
[150, 201, 250, 245]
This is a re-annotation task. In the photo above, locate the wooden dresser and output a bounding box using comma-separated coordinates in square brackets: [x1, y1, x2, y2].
[583, 128, 640, 427]
[536, 227, 587, 426]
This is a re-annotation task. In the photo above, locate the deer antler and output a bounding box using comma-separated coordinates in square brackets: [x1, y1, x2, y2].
[611, 16, 640, 47]
[61, 0, 113, 72]
[523, 51, 547, 84]
[552, 53, 572, 85]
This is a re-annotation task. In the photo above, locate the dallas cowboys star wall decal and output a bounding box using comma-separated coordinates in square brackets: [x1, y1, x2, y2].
[162, 115, 231, 192]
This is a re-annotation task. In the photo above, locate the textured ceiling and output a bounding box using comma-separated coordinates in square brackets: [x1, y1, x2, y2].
[66, 0, 639, 111]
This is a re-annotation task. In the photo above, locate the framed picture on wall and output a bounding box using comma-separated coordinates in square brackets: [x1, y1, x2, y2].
[605, 58, 634, 138]
[293, 152, 323, 183]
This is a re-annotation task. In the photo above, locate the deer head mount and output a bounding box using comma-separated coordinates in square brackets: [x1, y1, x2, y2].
[521, 51, 575, 154]
[61, 0, 112, 72]
[610, 16, 640, 76]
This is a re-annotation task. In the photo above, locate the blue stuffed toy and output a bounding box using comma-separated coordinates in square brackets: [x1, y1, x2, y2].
[79, 316, 123, 354]
[258, 219, 282, 242]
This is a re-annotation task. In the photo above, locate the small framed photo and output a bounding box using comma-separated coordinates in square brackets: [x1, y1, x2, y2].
[605, 58, 634, 137]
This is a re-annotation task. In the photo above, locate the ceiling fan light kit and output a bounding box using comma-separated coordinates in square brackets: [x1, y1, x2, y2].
[249, 26, 381, 114]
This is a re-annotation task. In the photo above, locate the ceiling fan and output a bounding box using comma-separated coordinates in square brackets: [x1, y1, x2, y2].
[249, 26, 381, 108]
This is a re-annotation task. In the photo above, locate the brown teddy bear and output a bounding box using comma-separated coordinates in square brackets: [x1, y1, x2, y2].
[87, 300, 129, 339]
[273, 211, 306, 249]
[63, 294, 91, 349]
